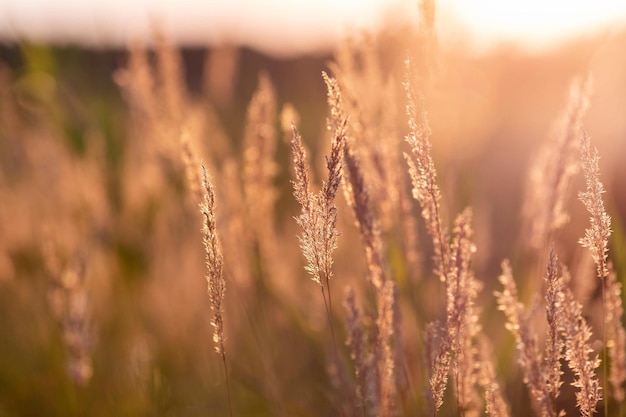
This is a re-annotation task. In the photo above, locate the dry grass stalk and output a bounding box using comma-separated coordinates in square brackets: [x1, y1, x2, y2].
[578, 128, 614, 414]
[405, 62, 484, 414]
[45, 246, 93, 386]
[331, 38, 422, 283]
[114, 41, 157, 126]
[478, 338, 511, 417]
[218, 159, 253, 289]
[290, 119, 346, 293]
[179, 128, 203, 201]
[397, 180, 423, 283]
[289, 124, 311, 211]
[344, 286, 374, 416]
[200, 163, 226, 358]
[446, 208, 481, 415]
[114, 41, 170, 192]
[377, 280, 398, 417]
[560, 267, 602, 417]
[578, 130, 611, 283]
[290, 110, 346, 375]
[115, 37, 198, 212]
[242, 72, 279, 277]
[155, 31, 186, 122]
[329, 37, 394, 220]
[326, 71, 387, 291]
[403, 60, 448, 282]
[325, 70, 401, 416]
[341, 286, 400, 417]
[244, 73, 276, 184]
[524, 78, 591, 249]
[203, 44, 240, 108]
[496, 260, 553, 417]
[425, 321, 451, 413]
[391, 279, 411, 401]
[199, 162, 233, 416]
[323, 71, 348, 133]
[480, 363, 510, 417]
[342, 139, 387, 290]
[116, 36, 187, 148]
[285, 74, 364, 417]
[498, 249, 603, 417]
[280, 103, 300, 144]
[59, 257, 93, 387]
[543, 247, 564, 408]
[606, 263, 626, 402]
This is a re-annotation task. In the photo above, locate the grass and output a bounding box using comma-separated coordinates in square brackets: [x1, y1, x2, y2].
[1, 4, 626, 416]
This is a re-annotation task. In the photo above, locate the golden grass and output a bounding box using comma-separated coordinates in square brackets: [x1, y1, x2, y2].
[1, 3, 626, 417]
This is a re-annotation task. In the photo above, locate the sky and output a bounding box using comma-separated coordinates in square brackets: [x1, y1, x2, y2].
[1, 0, 626, 56]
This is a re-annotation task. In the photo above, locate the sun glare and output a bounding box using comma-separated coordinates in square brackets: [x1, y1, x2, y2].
[0, 0, 625, 54]
[442, 0, 626, 50]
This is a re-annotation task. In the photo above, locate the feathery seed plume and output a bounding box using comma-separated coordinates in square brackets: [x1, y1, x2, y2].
[243, 72, 279, 277]
[544, 246, 564, 405]
[524, 77, 591, 249]
[560, 267, 602, 417]
[578, 130, 611, 282]
[446, 208, 481, 413]
[200, 163, 226, 358]
[404, 60, 448, 282]
[425, 321, 451, 413]
[496, 261, 553, 417]
[478, 338, 511, 417]
[291, 118, 346, 288]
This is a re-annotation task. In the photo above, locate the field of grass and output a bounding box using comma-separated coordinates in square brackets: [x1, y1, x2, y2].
[1, 7, 626, 417]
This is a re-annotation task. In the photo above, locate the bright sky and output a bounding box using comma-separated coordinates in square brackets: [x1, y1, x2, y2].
[1, 0, 625, 55]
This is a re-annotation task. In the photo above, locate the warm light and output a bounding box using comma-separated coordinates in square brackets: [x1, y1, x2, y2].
[441, 0, 626, 51]
[0, 0, 407, 55]
[0, 0, 625, 54]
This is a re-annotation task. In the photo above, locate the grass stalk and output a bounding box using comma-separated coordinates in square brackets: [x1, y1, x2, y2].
[221, 351, 235, 417]
[321, 282, 339, 359]
[602, 280, 607, 417]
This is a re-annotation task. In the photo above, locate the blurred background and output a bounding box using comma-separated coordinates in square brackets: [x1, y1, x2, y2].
[2, 0, 626, 53]
[1, 1, 626, 416]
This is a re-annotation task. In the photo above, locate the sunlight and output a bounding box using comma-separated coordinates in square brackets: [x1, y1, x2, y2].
[0, 0, 625, 54]
[442, 0, 626, 50]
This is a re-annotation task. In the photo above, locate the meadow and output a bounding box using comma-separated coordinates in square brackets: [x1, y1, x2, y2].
[1, 6, 626, 417]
